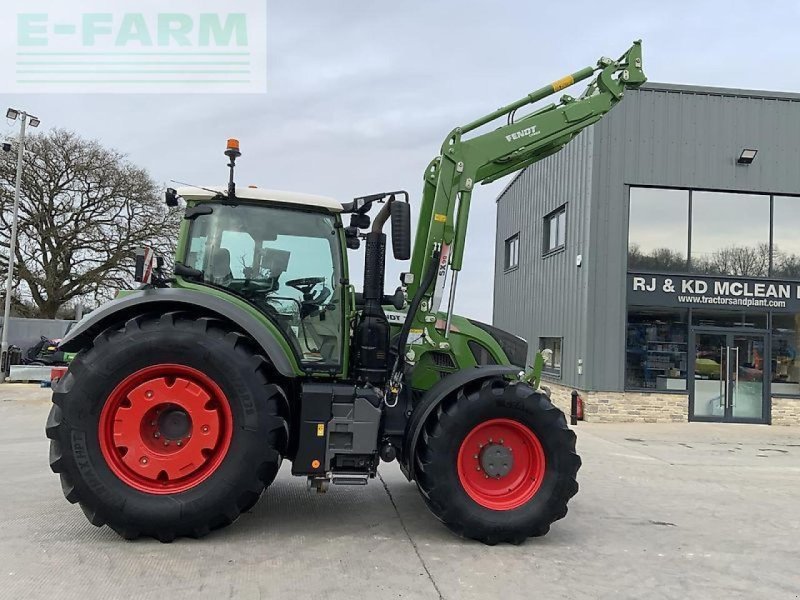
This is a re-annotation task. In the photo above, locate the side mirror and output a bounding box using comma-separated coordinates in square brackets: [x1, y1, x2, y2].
[344, 226, 361, 250]
[184, 204, 214, 220]
[390, 201, 411, 260]
[165, 188, 181, 207]
[350, 213, 371, 230]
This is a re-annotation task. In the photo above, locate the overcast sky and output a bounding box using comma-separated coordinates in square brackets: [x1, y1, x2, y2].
[3, 1, 799, 322]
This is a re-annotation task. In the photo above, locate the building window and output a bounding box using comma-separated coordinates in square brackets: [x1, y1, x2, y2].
[772, 196, 800, 278]
[772, 313, 800, 396]
[539, 337, 562, 377]
[504, 233, 519, 271]
[628, 188, 800, 279]
[543, 207, 566, 254]
[628, 187, 689, 273]
[625, 308, 688, 391]
[691, 191, 770, 277]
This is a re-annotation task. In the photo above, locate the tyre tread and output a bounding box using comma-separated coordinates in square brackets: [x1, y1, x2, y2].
[414, 377, 580, 545]
[47, 311, 288, 541]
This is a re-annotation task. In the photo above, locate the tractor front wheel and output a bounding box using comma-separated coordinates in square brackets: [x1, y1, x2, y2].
[414, 377, 580, 545]
[46, 312, 288, 541]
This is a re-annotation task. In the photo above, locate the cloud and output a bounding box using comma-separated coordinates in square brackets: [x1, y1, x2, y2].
[4, 0, 800, 323]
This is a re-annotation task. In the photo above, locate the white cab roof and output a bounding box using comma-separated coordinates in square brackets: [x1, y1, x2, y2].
[177, 186, 342, 212]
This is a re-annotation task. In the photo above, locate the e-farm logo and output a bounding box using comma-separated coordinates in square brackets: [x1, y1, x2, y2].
[1, 0, 266, 94]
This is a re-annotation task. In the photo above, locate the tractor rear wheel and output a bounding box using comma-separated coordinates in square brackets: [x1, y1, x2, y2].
[46, 312, 288, 541]
[414, 377, 580, 545]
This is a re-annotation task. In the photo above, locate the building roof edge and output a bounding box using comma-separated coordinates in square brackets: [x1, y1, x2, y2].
[641, 81, 800, 102]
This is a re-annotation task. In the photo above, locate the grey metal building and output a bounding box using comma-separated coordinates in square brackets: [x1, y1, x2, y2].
[494, 82, 800, 425]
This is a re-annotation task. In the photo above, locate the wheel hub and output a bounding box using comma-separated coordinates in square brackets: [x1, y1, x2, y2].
[157, 408, 192, 440]
[98, 364, 233, 495]
[457, 418, 546, 511]
[479, 443, 513, 478]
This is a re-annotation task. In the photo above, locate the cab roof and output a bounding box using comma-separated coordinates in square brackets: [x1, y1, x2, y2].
[177, 186, 343, 213]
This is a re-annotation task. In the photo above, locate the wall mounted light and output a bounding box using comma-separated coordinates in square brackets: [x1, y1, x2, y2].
[737, 148, 758, 165]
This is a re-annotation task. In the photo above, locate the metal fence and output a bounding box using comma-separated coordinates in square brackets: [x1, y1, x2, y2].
[0, 317, 74, 353]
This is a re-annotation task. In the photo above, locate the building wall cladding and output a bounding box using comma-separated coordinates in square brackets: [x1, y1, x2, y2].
[493, 129, 594, 390]
[588, 83, 800, 392]
[495, 83, 800, 424]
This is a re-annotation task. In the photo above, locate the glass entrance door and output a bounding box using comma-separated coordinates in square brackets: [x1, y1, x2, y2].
[691, 331, 768, 423]
[730, 334, 766, 420]
[692, 332, 728, 419]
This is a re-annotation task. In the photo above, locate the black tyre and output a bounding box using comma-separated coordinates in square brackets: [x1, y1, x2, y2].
[415, 377, 580, 545]
[46, 312, 288, 542]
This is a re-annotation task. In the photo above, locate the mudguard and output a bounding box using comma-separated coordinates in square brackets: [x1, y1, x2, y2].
[402, 364, 520, 481]
[58, 288, 298, 377]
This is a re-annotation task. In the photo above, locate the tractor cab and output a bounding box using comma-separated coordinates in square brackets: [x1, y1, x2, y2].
[175, 186, 347, 370]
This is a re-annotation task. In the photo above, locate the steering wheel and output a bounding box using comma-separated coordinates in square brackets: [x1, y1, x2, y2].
[286, 277, 326, 296]
[286, 277, 332, 318]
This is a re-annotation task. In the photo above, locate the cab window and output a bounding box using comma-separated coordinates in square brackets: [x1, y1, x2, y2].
[184, 202, 343, 369]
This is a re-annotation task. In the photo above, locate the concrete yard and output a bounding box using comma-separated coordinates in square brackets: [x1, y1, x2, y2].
[1, 385, 798, 600]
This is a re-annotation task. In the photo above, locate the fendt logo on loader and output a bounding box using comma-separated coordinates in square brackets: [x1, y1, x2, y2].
[505, 125, 540, 143]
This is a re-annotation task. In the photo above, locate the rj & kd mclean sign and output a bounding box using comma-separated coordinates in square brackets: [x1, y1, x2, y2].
[627, 273, 800, 312]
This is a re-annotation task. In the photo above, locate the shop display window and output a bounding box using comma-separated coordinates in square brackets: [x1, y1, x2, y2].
[626, 308, 688, 391]
[772, 314, 800, 396]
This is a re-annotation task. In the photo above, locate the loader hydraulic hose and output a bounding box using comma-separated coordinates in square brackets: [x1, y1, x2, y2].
[392, 248, 441, 374]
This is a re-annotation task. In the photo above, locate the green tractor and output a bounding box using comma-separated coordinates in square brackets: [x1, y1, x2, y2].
[47, 43, 645, 544]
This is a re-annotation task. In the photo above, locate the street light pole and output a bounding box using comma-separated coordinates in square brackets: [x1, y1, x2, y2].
[0, 111, 33, 383]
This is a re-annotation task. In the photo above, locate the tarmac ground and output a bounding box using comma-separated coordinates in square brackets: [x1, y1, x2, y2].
[1, 384, 798, 600]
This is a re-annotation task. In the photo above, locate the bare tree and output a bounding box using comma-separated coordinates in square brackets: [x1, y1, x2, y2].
[696, 243, 770, 277]
[628, 244, 687, 272]
[773, 245, 800, 279]
[0, 129, 180, 318]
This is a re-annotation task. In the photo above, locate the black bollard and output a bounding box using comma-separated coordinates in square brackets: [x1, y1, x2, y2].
[570, 390, 579, 426]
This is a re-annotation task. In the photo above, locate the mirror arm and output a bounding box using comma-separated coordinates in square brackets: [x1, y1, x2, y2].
[174, 262, 204, 280]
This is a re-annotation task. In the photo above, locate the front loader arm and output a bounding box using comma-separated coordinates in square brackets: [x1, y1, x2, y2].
[407, 41, 646, 326]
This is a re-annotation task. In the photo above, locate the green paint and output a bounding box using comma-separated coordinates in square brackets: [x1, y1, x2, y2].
[174, 277, 303, 377]
[523, 353, 545, 389]
[406, 41, 647, 369]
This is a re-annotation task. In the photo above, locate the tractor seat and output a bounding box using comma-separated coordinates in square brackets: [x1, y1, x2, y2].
[209, 248, 233, 285]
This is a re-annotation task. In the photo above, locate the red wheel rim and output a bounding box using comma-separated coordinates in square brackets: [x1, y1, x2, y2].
[457, 418, 546, 511]
[98, 364, 233, 494]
